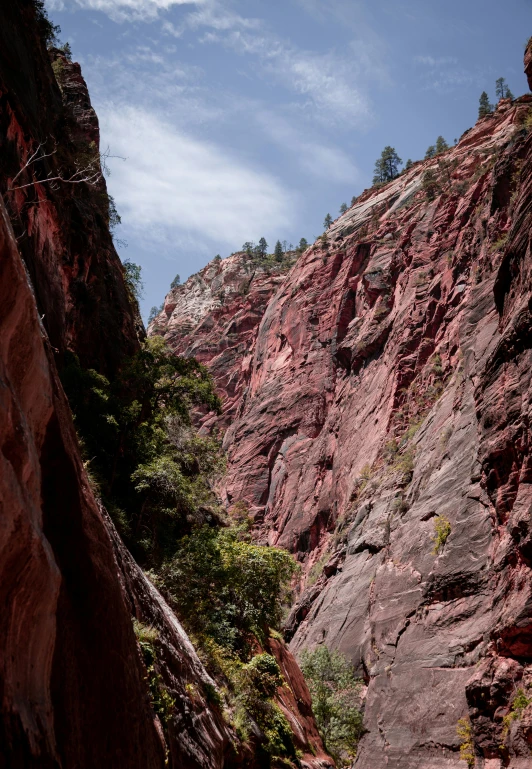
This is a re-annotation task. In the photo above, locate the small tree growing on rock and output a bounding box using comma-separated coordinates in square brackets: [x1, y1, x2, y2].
[339, 202, 348, 214]
[274, 240, 284, 262]
[435, 136, 449, 154]
[300, 646, 364, 767]
[170, 274, 180, 289]
[257, 237, 268, 257]
[496, 77, 514, 101]
[478, 91, 493, 118]
[323, 213, 333, 229]
[373, 146, 402, 185]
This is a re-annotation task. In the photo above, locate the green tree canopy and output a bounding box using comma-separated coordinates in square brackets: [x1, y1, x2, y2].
[373, 146, 402, 185]
[478, 91, 493, 118]
[300, 647, 364, 767]
[257, 237, 268, 257]
[405, 159, 413, 170]
[339, 202, 348, 214]
[274, 240, 284, 261]
[424, 145, 436, 160]
[323, 213, 333, 229]
[435, 136, 449, 154]
[170, 274, 180, 289]
[298, 237, 308, 252]
[159, 525, 298, 653]
[122, 259, 143, 302]
[148, 305, 162, 324]
[495, 77, 513, 100]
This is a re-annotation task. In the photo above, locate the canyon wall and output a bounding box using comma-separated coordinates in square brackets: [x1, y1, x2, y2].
[155, 58, 532, 768]
[0, 4, 328, 768]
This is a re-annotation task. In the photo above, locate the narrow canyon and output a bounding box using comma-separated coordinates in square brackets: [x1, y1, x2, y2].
[2, 2, 532, 768]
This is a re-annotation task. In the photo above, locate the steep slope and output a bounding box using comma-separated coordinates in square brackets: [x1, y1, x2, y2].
[150, 251, 294, 429]
[156, 64, 532, 767]
[0, 4, 331, 768]
[0, 2, 140, 377]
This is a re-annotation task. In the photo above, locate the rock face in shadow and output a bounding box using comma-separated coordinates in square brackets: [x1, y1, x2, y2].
[0, 197, 165, 768]
[0, 5, 332, 767]
[0, 3, 141, 377]
[160, 73, 532, 766]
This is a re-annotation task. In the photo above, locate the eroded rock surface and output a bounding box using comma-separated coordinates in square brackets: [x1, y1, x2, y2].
[0, 5, 331, 767]
[159, 79, 532, 766]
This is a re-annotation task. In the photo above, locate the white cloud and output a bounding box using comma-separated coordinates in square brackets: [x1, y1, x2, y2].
[194, 27, 371, 125]
[256, 113, 359, 184]
[48, 0, 205, 22]
[99, 105, 294, 249]
[414, 54, 482, 93]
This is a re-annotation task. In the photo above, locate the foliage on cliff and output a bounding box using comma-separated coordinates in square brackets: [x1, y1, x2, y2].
[300, 647, 364, 766]
[61, 335, 222, 565]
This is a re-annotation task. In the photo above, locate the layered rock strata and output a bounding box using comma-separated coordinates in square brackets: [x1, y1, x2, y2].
[0, 3, 329, 767]
[156, 75, 532, 766]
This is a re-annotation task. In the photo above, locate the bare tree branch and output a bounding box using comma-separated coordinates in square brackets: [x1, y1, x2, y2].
[5, 139, 125, 195]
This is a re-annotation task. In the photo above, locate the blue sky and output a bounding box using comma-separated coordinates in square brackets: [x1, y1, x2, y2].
[46, 0, 531, 320]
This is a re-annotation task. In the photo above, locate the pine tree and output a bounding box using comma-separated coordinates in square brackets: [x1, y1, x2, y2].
[298, 238, 308, 252]
[495, 77, 507, 100]
[274, 240, 284, 261]
[424, 145, 436, 160]
[339, 202, 348, 214]
[506, 86, 515, 100]
[170, 274, 180, 289]
[324, 213, 333, 229]
[148, 305, 161, 324]
[351, 195, 358, 206]
[257, 237, 268, 257]
[373, 146, 402, 185]
[478, 91, 492, 118]
[242, 241, 254, 255]
[405, 159, 413, 170]
[435, 136, 449, 155]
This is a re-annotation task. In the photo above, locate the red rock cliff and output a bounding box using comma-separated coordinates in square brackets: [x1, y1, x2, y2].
[156, 69, 532, 766]
[0, 4, 330, 767]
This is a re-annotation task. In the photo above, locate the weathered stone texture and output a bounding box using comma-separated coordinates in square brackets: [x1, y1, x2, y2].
[163, 84, 532, 766]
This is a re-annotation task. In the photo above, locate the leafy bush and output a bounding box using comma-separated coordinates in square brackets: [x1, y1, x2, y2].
[61, 337, 222, 565]
[432, 515, 451, 554]
[300, 646, 364, 766]
[158, 525, 297, 654]
[33, 0, 61, 46]
[501, 687, 532, 742]
[122, 259, 144, 302]
[457, 717, 474, 767]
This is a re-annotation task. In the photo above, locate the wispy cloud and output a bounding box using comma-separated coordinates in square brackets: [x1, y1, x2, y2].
[256, 112, 359, 184]
[99, 105, 294, 250]
[48, 0, 205, 23]
[413, 53, 482, 93]
[179, 25, 372, 125]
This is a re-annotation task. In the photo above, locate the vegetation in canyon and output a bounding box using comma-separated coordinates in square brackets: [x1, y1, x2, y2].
[300, 647, 364, 766]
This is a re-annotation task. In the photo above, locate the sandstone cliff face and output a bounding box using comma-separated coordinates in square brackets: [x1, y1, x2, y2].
[0, 5, 330, 767]
[150, 252, 292, 429]
[158, 84, 532, 766]
[0, 2, 140, 377]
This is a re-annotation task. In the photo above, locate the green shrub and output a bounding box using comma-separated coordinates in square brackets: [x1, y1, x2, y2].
[122, 259, 144, 302]
[133, 619, 175, 726]
[501, 687, 532, 743]
[158, 526, 298, 655]
[61, 337, 222, 565]
[456, 717, 474, 767]
[432, 515, 451, 554]
[300, 646, 364, 766]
